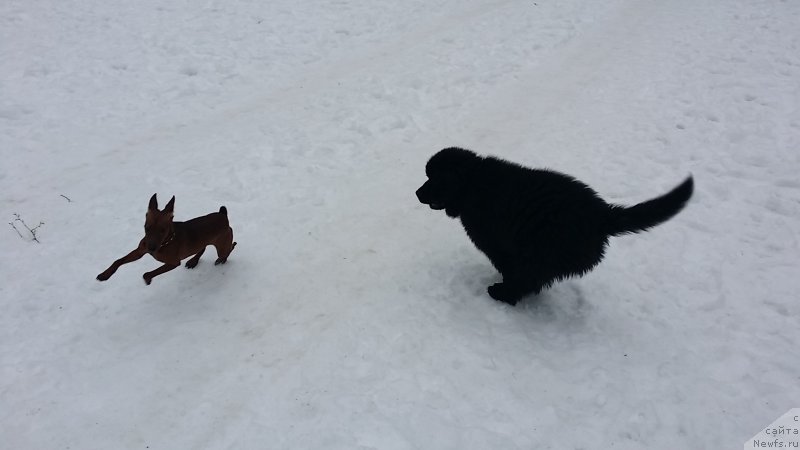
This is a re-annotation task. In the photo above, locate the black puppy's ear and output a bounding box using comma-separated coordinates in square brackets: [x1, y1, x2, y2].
[427, 147, 479, 177]
[148, 194, 158, 211]
[163, 196, 176, 214]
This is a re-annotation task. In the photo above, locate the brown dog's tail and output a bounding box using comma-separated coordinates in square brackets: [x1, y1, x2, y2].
[606, 176, 693, 236]
[219, 206, 230, 227]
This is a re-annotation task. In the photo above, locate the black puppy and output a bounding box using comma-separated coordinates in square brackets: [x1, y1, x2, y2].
[416, 147, 693, 305]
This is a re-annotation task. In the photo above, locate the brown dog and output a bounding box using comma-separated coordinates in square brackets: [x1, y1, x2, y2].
[97, 194, 236, 285]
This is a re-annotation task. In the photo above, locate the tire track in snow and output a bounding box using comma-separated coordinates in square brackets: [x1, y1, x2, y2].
[456, 0, 674, 149]
[105, 0, 525, 154]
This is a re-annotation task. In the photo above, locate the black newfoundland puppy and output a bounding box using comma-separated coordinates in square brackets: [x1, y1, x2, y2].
[416, 147, 693, 305]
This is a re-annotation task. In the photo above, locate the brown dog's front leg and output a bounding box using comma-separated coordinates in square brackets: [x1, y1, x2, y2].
[185, 248, 205, 269]
[97, 245, 146, 281]
[143, 263, 179, 285]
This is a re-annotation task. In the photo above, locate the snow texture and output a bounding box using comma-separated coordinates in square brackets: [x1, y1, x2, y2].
[1, 0, 799, 448]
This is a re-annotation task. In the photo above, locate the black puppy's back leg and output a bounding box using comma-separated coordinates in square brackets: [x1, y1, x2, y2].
[488, 282, 521, 305]
[488, 266, 552, 305]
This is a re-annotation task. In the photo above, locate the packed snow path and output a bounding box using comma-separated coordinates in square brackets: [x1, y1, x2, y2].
[2, 0, 799, 448]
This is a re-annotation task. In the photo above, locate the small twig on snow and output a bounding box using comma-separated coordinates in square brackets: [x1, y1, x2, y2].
[9, 213, 44, 243]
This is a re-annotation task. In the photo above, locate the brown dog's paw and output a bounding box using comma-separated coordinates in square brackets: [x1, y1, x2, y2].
[96, 272, 110, 281]
[185, 259, 199, 269]
[143, 275, 152, 285]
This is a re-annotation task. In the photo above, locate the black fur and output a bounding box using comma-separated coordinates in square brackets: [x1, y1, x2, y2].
[416, 147, 693, 305]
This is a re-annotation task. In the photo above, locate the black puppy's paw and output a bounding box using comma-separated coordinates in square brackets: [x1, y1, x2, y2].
[488, 283, 519, 306]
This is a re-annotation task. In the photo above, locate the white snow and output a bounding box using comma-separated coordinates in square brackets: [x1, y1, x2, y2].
[2, 0, 799, 448]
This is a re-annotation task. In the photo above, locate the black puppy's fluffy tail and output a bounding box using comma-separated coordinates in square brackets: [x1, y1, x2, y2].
[607, 176, 693, 236]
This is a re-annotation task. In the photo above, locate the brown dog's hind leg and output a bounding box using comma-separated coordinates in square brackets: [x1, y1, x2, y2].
[185, 248, 205, 269]
[214, 227, 236, 265]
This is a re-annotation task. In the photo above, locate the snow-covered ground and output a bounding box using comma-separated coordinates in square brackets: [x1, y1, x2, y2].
[2, 0, 799, 448]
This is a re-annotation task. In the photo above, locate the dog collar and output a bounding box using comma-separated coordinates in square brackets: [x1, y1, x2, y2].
[160, 231, 176, 249]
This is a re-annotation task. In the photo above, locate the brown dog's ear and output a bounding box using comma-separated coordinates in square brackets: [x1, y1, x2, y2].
[163, 196, 175, 214]
[148, 194, 158, 211]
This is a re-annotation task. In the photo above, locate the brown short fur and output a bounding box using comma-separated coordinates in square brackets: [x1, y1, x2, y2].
[97, 194, 236, 285]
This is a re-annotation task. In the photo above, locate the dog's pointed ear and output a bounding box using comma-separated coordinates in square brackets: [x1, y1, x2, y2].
[163, 196, 175, 214]
[148, 194, 158, 211]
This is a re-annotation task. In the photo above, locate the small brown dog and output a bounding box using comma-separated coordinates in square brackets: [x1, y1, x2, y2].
[97, 194, 236, 285]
